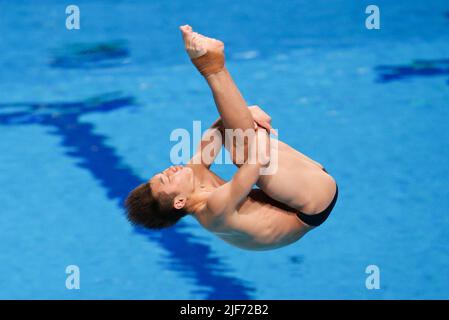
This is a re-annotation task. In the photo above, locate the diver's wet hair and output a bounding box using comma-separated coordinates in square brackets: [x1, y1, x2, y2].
[125, 183, 187, 229]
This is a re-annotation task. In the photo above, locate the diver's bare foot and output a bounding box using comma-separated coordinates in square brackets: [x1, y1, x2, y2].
[179, 24, 224, 59]
[179, 25, 225, 77]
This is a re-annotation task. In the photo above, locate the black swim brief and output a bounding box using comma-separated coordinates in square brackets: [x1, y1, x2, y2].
[296, 168, 338, 227]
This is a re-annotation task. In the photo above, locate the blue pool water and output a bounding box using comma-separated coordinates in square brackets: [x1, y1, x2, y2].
[0, 0, 448, 299]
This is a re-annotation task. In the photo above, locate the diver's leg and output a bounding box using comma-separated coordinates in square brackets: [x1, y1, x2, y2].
[180, 25, 258, 165]
[180, 25, 336, 216]
[205, 69, 255, 132]
[180, 25, 254, 132]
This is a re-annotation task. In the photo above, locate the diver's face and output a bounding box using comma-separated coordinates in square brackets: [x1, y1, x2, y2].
[150, 165, 194, 198]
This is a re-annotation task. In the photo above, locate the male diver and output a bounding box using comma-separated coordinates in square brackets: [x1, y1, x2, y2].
[125, 25, 338, 251]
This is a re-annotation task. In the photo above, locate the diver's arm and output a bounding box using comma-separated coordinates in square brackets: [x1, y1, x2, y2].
[188, 107, 272, 169]
[206, 161, 262, 218]
[207, 129, 270, 216]
[188, 117, 224, 168]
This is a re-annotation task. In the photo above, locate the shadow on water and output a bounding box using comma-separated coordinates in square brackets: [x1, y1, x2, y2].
[0, 92, 253, 299]
[375, 59, 449, 83]
[50, 41, 130, 69]
[289, 255, 304, 265]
